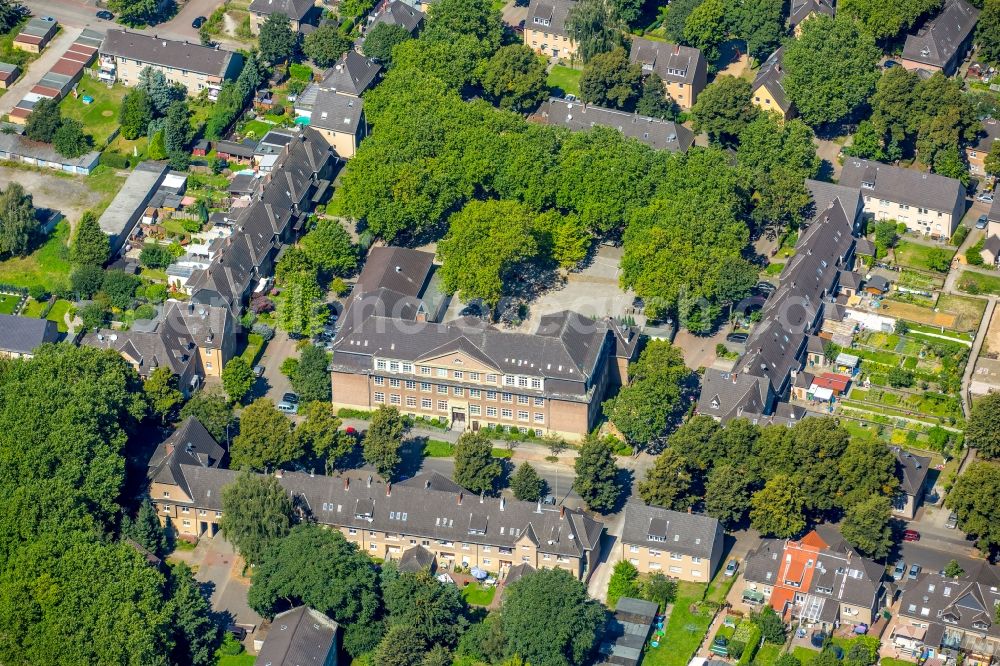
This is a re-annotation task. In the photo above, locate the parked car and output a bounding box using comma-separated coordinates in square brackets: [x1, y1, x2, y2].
[755, 281, 776, 294]
[977, 215, 989, 229]
[226, 625, 247, 641]
[726, 332, 749, 344]
[903, 529, 921, 542]
[192, 15, 207, 28]
[893, 560, 906, 581]
[946, 512, 958, 529]
[277, 401, 298, 415]
[908, 564, 922, 579]
[884, 60, 900, 69]
[96, 10, 114, 19]
[282, 392, 299, 405]
[253, 364, 265, 378]
[724, 560, 738, 577]
[977, 193, 994, 203]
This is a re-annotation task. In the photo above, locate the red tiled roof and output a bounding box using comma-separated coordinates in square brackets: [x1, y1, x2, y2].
[814, 373, 851, 392]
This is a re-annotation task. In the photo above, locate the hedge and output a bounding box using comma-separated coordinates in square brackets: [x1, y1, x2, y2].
[734, 622, 762, 666]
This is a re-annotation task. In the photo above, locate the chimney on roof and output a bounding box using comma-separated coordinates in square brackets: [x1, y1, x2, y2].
[166, 443, 175, 456]
[500, 497, 506, 512]
[344, 477, 350, 490]
[386, 483, 391, 497]
[458, 492, 463, 505]
[559, 506, 565, 519]
[425, 479, 431, 489]
[674, 44, 680, 55]
[367, 474, 372, 488]
[732, 373, 738, 384]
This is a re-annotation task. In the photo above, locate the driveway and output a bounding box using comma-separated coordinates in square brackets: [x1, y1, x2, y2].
[0, 25, 81, 118]
[188, 534, 263, 635]
[253, 328, 296, 404]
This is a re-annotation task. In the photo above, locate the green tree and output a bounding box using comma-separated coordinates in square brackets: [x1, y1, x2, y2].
[101, 270, 141, 310]
[682, 0, 726, 63]
[219, 471, 294, 566]
[704, 463, 755, 528]
[300, 218, 358, 276]
[52, 118, 92, 158]
[362, 22, 412, 63]
[108, 0, 163, 25]
[664, 0, 702, 42]
[144, 366, 183, 423]
[730, 0, 784, 62]
[71, 264, 105, 299]
[25, 98, 62, 143]
[437, 200, 539, 307]
[565, 0, 625, 63]
[603, 341, 692, 447]
[782, 15, 881, 128]
[607, 559, 640, 607]
[148, 129, 167, 160]
[841, 495, 893, 558]
[179, 389, 234, 442]
[163, 100, 192, 154]
[944, 559, 965, 578]
[640, 573, 677, 610]
[638, 448, 693, 509]
[967, 393, 1000, 459]
[247, 524, 380, 644]
[979, 0, 1000, 65]
[755, 606, 787, 644]
[947, 461, 1000, 554]
[372, 625, 425, 666]
[846, 120, 888, 161]
[122, 497, 167, 557]
[290, 343, 332, 403]
[231, 399, 301, 471]
[750, 474, 806, 537]
[297, 402, 353, 473]
[71, 211, 110, 267]
[363, 405, 406, 481]
[839, 0, 942, 40]
[140, 244, 173, 269]
[502, 568, 605, 666]
[691, 75, 757, 146]
[258, 12, 297, 65]
[573, 434, 621, 512]
[303, 24, 352, 67]
[138, 66, 186, 115]
[275, 270, 328, 337]
[222, 357, 255, 404]
[985, 140, 1000, 176]
[532, 210, 591, 269]
[636, 73, 679, 120]
[933, 145, 969, 184]
[837, 437, 899, 510]
[578, 47, 642, 110]
[120, 89, 154, 140]
[382, 568, 467, 648]
[78, 301, 108, 330]
[453, 430, 502, 495]
[168, 563, 222, 666]
[479, 43, 548, 113]
[0, 182, 36, 258]
[510, 462, 544, 501]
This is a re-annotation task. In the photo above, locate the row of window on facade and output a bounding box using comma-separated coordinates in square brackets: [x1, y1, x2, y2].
[373, 392, 545, 421]
[628, 545, 703, 563]
[627, 560, 703, 575]
[343, 529, 572, 563]
[375, 359, 545, 390]
[161, 504, 221, 518]
[865, 196, 941, 216]
[373, 377, 545, 404]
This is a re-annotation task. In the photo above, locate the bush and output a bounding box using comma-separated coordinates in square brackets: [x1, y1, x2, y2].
[887, 367, 915, 388]
[134, 304, 156, 320]
[145, 283, 167, 303]
[330, 277, 349, 296]
[951, 224, 969, 246]
[289, 63, 313, 81]
[271, 103, 285, 116]
[140, 244, 173, 269]
[280, 357, 299, 377]
[211, 157, 228, 174]
[28, 285, 49, 301]
[182, 218, 203, 233]
[99, 151, 129, 169]
[252, 322, 274, 340]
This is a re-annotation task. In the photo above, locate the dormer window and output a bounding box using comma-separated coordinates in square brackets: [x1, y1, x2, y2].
[533, 16, 549, 26]
[861, 180, 874, 189]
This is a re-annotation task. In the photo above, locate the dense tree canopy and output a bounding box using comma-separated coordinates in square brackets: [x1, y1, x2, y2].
[839, 0, 941, 40]
[179, 389, 234, 442]
[363, 406, 406, 481]
[71, 211, 110, 267]
[841, 495, 893, 558]
[231, 399, 301, 471]
[290, 343, 333, 403]
[750, 474, 807, 538]
[967, 393, 1000, 459]
[362, 22, 412, 64]
[220, 471, 294, 566]
[783, 15, 881, 128]
[303, 24, 351, 68]
[479, 44, 549, 113]
[0, 183, 36, 258]
[691, 75, 757, 146]
[946, 461, 1000, 554]
[578, 47, 642, 110]
[573, 435, 622, 512]
[565, 0, 625, 63]
[978, 0, 1000, 66]
[258, 13, 297, 65]
[452, 431, 502, 495]
[638, 447, 693, 509]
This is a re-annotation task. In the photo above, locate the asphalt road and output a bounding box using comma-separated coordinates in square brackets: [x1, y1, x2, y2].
[22, 0, 223, 42]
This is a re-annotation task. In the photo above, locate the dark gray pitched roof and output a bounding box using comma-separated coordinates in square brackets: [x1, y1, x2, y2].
[0, 313, 58, 354]
[983, 234, 1000, 257]
[248, 0, 315, 20]
[902, 0, 980, 70]
[309, 89, 364, 135]
[504, 562, 535, 586]
[147, 417, 225, 495]
[619, 503, 722, 558]
[371, 0, 425, 33]
[256, 606, 338, 666]
[841, 159, 965, 214]
[899, 561, 1000, 642]
[752, 47, 790, 114]
[629, 36, 703, 85]
[100, 30, 237, 77]
[397, 544, 435, 572]
[697, 369, 771, 422]
[894, 447, 931, 496]
[526, 0, 574, 38]
[319, 50, 381, 96]
[788, 0, 835, 26]
[537, 98, 694, 152]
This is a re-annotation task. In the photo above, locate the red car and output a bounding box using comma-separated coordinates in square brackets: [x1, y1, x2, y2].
[903, 529, 921, 542]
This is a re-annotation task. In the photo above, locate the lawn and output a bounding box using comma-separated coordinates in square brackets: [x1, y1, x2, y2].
[548, 64, 583, 96]
[893, 241, 954, 272]
[764, 262, 785, 276]
[0, 220, 72, 291]
[791, 646, 820, 664]
[87, 166, 129, 216]
[59, 77, 128, 146]
[241, 119, 272, 140]
[705, 568, 738, 604]
[958, 270, 1000, 296]
[881, 659, 917, 666]
[642, 581, 713, 666]
[0, 292, 19, 314]
[461, 581, 496, 606]
[754, 643, 784, 665]
[423, 439, 454, 457]
[239, 333, 266, 365]
[216, 655, 255, 666]
[937, 294, 989, 331]
[46, 299, 71, 332]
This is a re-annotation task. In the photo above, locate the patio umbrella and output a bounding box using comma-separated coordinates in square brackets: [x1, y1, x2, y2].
[470, 567, 488, 580]
[853, 624, 869, 634]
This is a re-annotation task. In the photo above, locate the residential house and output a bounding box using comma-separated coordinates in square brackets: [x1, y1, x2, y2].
[367, 0, 425, 35]
[988, 197, 1000, 238]
[751, 47, 793, 120]
[0, 313, 59, 359]
[14, 16, 57, 53]
[330, 246, 640, 440]
[741, 526, 885, 630]
[893, 447, 931, 520]
[81, 301, 235, 395]
[629, 37, 707, 110]
[0, 63, 20, 88]
[619, 504, 724, 581]
[599, 597, 660, 666]
[900, 0, 980, 76]
[892, 562, 1000, 662]
[99, 30, 244, 100]
[96, 161, 170, 257]
[535, 98, 694, 152]
[248, 0, 317, 35]
[980, 235, 1000, 266]
[788, 0, 835, 36]
[839, 159, 965, 238]
[524, 0, 577, 60]
[187, 127, 338, 312]
[319, 50, 382, 97]
[150, 468, 605, 580]
[147, 417, 227, 535]
[968, 118, 1000, 177]
[308, 90, 366, 158]
[255, 606, 339, 666]
[697, 181, 861, 423]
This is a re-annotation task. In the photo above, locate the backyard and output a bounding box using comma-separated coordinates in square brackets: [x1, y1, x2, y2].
[59, 77, 128, 146]
[642, 581, 714, 666]
[958, 270, 1000, 296]
[460, 581, 496, 607]
[892, 241, 954, 273]
[20, 298, 72, 332]
[0, 220, 72, 292]
[547, 64, 582, 97]
[0, 292, 19, 314]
